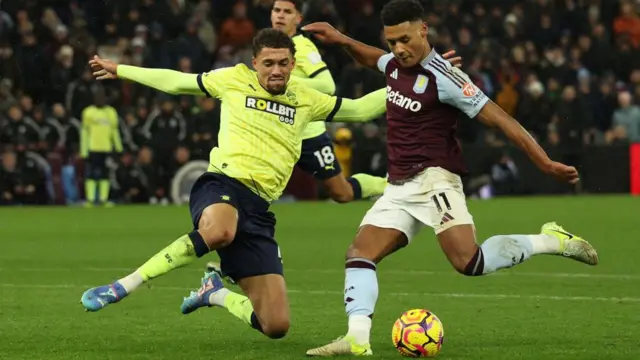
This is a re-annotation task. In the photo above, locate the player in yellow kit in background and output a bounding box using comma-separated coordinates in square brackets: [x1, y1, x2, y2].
[80, 88, 123, 207]
[271, 0, 385, 202]
[80, 29, 388, 340]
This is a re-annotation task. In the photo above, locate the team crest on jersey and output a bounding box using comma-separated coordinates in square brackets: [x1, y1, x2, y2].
[413, 75, 429, 94]
[245, 97, 296, 125]
[285, 91, 299, 106]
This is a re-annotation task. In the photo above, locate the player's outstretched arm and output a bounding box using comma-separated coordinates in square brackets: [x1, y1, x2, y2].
[476, 101, 580, 184]
[302, 23, 464, 71]
[89, 56, 203, 95]
[331, 88, 387, 123]
[291, 71, 336, 95]
[302, 22, 386, 71]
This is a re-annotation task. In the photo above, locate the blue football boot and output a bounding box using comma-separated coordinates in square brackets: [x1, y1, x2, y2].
[80, 282, 128, 312]
[180, 270, 226, 315]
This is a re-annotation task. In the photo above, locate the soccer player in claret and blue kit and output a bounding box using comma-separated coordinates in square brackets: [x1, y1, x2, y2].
[303, 0, 600, 356]
[79, 28, 388, 340]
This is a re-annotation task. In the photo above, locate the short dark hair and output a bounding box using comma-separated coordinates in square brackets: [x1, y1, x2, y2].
[274, 0, 303, 12]
[381, 0, 425, 26]
[252, 28, 297, 57]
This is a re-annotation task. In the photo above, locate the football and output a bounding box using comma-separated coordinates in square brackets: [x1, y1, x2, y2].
[391, 309, 444, 357]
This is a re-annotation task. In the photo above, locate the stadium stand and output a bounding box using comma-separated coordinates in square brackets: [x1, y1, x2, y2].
[1, 0, 639, 205]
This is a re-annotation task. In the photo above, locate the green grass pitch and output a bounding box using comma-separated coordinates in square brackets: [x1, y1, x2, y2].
[1, 196, 639, 359]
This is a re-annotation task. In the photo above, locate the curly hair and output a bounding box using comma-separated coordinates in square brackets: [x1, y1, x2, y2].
[252, 28, 297, 57]
[381, 0, 425, 26]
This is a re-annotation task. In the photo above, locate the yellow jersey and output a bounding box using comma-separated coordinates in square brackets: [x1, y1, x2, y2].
[198, 64, 341, 202]
[292, 33, 331, 140]
[80, 105, 123, 156]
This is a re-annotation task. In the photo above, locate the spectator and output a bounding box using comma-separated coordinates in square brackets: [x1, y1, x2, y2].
[608, 91, 640, 143]
[32, 104, 64, 155]
[162, 146, 191, 197]
[0, 151, 45, 205]
[338, 60, 385, 99]
[121, 110, 147, 151]
[145, 22, 173, 69]
[116, 152, 148, 204]
[333, 127, 353, 178]
[174, 19, 208, 72]
[612, 35, 640, 81]
[1, 105, 40, 153]
[0, 151, 17, 205]
[191, 1, 217, 54]
[19, 94, 34, 118]
[0, 7, 13, 37]
[352, 123, 386, 178]
[16, 32, 49, 103]
[348, 1, 382, 48]
[188, 98, 220, 160]
[135, 146, 167, 205]
[495, 70, 520, 117]
[552, 85, 592, 148]
[50, 45, 78, 105]
[491, 152, 520, 196]
[142, 98, 187, 176]
[212, 45, 240, 70]
[0, 79, 16, 115]
[218, 1, 255, 49]
[66, 69, 101, 120]
[50, 103, 81, 156]
[516, 80, 552, 142]
[613, 1, 640, 48]
[592, 81, 618, 134]
[0, 40, 21, 92]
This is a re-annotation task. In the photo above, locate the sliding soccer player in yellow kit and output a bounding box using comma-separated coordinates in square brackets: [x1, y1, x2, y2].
[80, 29, 387, 340]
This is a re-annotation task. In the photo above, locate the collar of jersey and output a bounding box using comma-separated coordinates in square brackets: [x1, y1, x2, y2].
[419, 48, 438, 69]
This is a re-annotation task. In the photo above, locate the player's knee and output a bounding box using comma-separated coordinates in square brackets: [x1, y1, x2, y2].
[345, 243, 375, 262]
[262, 318, 290, 339]
[199, 226, 235, 248]
[452, 249, 483, 277]
[452, 259, 471, 275]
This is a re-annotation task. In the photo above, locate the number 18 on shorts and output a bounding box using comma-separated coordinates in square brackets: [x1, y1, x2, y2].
[298, 133, 342, 180]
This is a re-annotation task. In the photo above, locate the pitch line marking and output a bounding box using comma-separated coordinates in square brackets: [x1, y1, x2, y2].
[0, 267, 637, 280]
[1, 283, 639, 303]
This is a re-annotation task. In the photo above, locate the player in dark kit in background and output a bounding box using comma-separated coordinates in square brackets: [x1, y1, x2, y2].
[303, 0, 599, 356]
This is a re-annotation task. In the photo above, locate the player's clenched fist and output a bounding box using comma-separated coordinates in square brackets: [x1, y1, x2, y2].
[545, 161, 580, 184]
[301, 22, 346, 45]
[89, 55, 119, 80]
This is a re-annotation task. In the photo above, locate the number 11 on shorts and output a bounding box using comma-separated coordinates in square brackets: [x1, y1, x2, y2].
[431, 192, 452, 213]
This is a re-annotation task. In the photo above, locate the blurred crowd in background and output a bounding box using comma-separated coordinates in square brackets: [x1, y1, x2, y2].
[1, 0, 640, 205]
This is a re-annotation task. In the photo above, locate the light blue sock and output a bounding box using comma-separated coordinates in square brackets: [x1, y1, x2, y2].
[344, 258, 378, 316]
[344, 258, 377, 344]
[480, 234, 558, 274]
